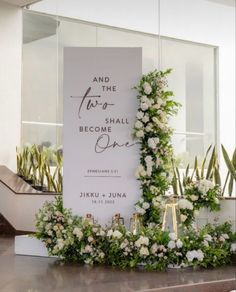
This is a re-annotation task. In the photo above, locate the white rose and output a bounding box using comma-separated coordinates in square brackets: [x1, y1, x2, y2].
[214, 198, 219, 204]
[194, 210, 199, 216]
[57, 239, 64, 250]
[168, 240, 176, 249]
[178, 199, 193, 210]
[140, 246, 150, 257]
[151, 243, 158, 254]
[156, 157, 161, 167]
[180, 214, 187, 222]
[135, 206, 146, 215]
[112, 230, 123, 239]
[230, 243, 236, 253]
[222, 234, 229, 240]
[136, 130, 144, 138]
[141, 102, 149, 111]
[142, 115, 149, 123]
[135, 236, 149, 247]
[84, 245, 93, 253]
[152, 117, 159, 125]
[142, 202, 150, 210]
[143, 82, 152, 95]
[136, 111, 144, 119]
[88, 236, 94, 243]
[169, 233, 177, 241]
[107, 229, 113, 237]
[190, 195, 198, 201]
[73, 227, 83, 239]
[148, 138, 156, 149]
[204, 234, 212, 242]
[176, 239, 183, 249]
[135, 120, 143, 129]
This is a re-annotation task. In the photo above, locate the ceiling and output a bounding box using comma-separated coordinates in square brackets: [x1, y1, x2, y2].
[0, 0, 41, 7]
[206, 0, 236, 6]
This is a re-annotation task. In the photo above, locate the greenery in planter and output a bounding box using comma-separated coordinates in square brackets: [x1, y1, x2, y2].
[16, 144, 63, 193]
[172, 145, 236, 197]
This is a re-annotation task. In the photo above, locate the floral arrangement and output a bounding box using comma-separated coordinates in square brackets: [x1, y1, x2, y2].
[179, 179, 222, 227]
[34, 69, 236, 271]
[34, 196, 236, 270]
[133, 69, 180, 224]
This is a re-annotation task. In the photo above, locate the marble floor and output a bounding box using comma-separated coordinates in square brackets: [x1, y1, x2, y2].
[0, 237, 235, 292]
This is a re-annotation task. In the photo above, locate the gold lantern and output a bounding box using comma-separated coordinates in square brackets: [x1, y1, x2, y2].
[83, 213, 94, 225]
[161, 196, 179, 237]
[112, 213, 124, 227]
[130, 213, 142, 235]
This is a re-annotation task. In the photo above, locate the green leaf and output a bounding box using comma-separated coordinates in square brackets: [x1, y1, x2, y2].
[206, 146, 216, 180]
[228, 174, 233, 196]
[214, 167, 221, 186]
[201, 145, 212, 179]
[176, 167, 183, 196]
[221, 145, 236, 181]
[222, 171, 229, 196]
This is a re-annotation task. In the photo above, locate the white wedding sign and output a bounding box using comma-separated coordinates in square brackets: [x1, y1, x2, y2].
[63, 47, 142, 225]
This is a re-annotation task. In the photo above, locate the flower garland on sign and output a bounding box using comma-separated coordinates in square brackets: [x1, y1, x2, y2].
[133, 69, 180, 224]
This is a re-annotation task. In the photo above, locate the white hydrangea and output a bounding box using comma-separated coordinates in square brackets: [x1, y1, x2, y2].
[112, 230, 123, 239]
[197, 179, 214, 194]
[148, 137, 159, 149]
[186, 249, 204, 262]
[178, 199, 194, 210]
[73, 227, 83, 239]
[135, 236, 149, 247]
[143, 82, 152, 95]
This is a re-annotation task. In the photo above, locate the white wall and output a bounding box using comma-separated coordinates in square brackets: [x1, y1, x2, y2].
[0, 2, 22, 171]
[31, 0, 236, 156]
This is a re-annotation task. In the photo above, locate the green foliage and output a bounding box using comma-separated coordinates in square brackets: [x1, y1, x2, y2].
[134, 69, 181, 224]
[34, 197, 236, 271]
[16, 144, 63, 193]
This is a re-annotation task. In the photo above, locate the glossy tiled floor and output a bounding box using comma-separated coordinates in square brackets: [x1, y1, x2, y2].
[0, 237, 235, 292]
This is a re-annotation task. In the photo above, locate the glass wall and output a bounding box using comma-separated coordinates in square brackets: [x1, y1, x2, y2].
[22, 10, 217, 166]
